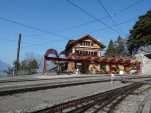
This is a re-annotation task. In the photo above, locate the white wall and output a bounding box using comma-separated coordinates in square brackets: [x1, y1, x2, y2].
[135, 53, 151, 75]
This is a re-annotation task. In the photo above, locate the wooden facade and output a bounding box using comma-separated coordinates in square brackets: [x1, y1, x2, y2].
[65, 35, 105, 57]
[65, 35, 105, 74]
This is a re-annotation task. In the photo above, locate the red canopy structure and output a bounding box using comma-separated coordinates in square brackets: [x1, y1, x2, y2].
[43, 49, 141, 75]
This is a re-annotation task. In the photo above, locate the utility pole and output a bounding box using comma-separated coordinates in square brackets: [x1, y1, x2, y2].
[16, 33, 22, 75]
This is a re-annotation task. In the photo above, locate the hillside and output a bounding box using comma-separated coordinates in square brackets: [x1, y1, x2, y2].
[0, 60, 8, 71]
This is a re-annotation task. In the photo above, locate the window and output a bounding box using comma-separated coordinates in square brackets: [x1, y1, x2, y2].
[85, 41, 87, 46]
[94, 52, 97, 56]
[80, 42, 83, 46]
[79, 51, 82, 55]
[84, 51, 86, 55]
[86, 51, 88, 55]
[88, 42, 90, 46]
[80, 41, 91, 46]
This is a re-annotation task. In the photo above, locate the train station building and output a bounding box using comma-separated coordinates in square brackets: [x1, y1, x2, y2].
[43, 35, 141, 75]
[64, 35, 105, 74]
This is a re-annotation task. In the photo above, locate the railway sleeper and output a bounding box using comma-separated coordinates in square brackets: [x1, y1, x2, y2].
[29, 83, 143, 113]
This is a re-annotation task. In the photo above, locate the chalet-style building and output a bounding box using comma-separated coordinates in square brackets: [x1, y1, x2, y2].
[64, 35, 105, 74]
[43, 34, 141, 75]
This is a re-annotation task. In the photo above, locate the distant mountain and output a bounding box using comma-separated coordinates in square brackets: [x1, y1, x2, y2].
[0, 60, 9, 71]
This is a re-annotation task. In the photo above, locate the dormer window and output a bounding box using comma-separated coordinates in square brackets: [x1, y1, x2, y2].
[80, 41, 91, 46]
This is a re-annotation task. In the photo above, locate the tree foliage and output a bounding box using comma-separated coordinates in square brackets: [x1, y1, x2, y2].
[105, 36, 129, 56]
[105, 40, 116, 56]
[21, 59, 39, 74]
[10, 57, 39, 75]
[127, 10, 151, 53]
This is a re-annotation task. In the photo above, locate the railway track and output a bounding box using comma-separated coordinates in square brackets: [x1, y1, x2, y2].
[29, 82, 143, 113]
[0, 74, 150, 84]
[0, 75, 106, 83]
[0, 78, 112, 96]
[0, 75, 150, 96]
[135, 85, 151, 113]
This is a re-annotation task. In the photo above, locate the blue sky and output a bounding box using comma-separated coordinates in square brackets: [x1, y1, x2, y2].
[0, 0, 150, 64]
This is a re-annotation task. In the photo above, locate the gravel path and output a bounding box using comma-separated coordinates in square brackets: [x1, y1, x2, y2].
[0, 81, 128, 113]
[113, 84, 151, 113]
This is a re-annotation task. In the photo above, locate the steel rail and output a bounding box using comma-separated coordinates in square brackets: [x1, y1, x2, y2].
[0, 75, 107, 83]
[66, 82, 142, 113]
[0, 78, 112, 96]
[29, 82, 143, 113]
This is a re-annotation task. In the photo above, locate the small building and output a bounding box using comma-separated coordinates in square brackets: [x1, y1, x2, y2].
[64, 35, 105, 74]
[135, 45, 151, 75]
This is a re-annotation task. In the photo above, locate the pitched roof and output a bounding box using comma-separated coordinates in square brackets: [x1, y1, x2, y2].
[65, 34, 105, 50]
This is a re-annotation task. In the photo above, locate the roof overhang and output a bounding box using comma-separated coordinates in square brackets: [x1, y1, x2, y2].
[145, 53, 151, 59]
[65, 35, 105, 51]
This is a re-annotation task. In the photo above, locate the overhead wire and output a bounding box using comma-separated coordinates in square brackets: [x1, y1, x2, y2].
[97, 0, 123, 33]
[0, 0, 146, 46]
[0, 16, 68, 39]
[0, 0, 145, 40]
[58, 0, 145, 32]
[73, 17, 137, 38]
[120, 0, 145, 12]
[23, 16, 137, 47]
[66, 0, 120, 35]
